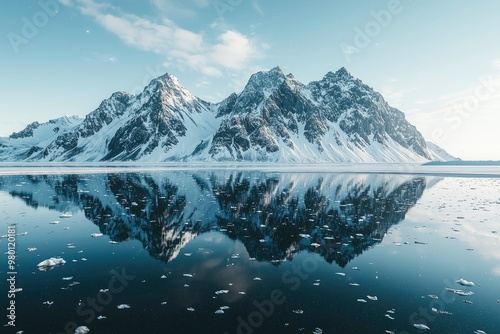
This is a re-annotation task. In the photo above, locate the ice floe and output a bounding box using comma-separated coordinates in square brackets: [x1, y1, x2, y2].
[456, 278, 475, 286]
[59, 212, 73, 218]
[413, 323, 430, 331]
[74, 326, 89, 334]
[37, 257, 66, 271]
[117, 304, 130, 309]
[91, 233, 103, 237]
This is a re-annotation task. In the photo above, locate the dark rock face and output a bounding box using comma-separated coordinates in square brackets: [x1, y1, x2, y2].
[10, 121, 41, 139]
[1, 67, 448, 162]
[208, 66, 430, 160]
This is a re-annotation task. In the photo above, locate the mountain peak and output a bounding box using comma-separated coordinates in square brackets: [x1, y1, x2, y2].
[270, 66, 284, 74]
[333, 67, 352, 79]
[155, 72, 183, 87]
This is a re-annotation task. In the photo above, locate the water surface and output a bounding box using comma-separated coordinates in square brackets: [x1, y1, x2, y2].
[0, 171, 498, 333]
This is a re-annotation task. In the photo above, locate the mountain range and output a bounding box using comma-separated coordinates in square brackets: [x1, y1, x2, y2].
[0, 67, 456, 162]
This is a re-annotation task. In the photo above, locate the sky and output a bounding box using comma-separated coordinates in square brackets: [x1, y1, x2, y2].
[1, 0, 500, 160]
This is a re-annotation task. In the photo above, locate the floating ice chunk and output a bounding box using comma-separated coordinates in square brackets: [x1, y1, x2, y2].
[349, 283, 360, 287]
[108, 240, 118, 244]
[27, 247, 37, 252]
[385, 314, 395, 320]
[311, 243, 320, 248]
[81, 258, 87, 261]
[215, 290, 229, 295]
[184, 253, 192, 257]
[456, 278, 475, 286]
[43, 301, 54, 306]
[431, 308, 452, 315]
[161, 301, 167, 305]
[99, 289, 109, 293]
[456, 290, 474, 296]
[68, 282, 80, 287]
[313, 328, 322, 334]
[63, 227, 70, 230]
[253, 277, 262, 281]
[352, 266, 359, 271]
[91, 233, 103, 238]
[357, 299, 367, 303]
[60, 212, 73, 218]
[463, 300, 473, 304]
[428, 294, 438, 299]
[215, 309, 225, 314]
[220, 306, 229, 310]
[67, 244, 76, 249]
[49, 220, 60, 224]
[187, 307, 195, 312]
[238, 292, 246, 295]
[299, 234, 311, 238]
[62, 277, 73, 281]
[313, 282, 320, 286]
[117, 304, 130, 309]
[335, 272, 345, 276]
[473, 330, 486, 334]
[292, 309, 304, 314]
[74, 326, 89, 334]
[183, 274, 193, 277]
[37, 257, 66, 271]
[97, 315, 107, 320]
[367, 295, 378, 301]
[413, 323, 430, 331]
[385, 331, 395, 334]
[160, 275, 167, 279]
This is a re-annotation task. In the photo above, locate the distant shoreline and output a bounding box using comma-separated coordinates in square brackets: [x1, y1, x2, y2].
[0, 162, 500, 178]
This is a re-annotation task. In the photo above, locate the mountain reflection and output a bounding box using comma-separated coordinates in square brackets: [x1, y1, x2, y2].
[0, 171, 426, 267]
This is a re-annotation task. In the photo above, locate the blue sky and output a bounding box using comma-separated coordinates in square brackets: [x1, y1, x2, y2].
[1, 0, 500, 159]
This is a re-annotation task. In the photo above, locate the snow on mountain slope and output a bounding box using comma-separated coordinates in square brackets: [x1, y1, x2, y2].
[0, 67, 457, 163]
[0, 115, 82, 160]
[425, 141, 460, 161]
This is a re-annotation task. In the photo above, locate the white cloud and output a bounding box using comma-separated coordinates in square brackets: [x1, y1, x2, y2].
[74, 0, 263, 78]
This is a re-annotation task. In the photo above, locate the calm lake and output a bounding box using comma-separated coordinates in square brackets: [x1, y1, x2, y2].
[1, 170, 499, 333]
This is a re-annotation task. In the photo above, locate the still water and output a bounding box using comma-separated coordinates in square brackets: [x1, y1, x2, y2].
[0, 171, 499, 333]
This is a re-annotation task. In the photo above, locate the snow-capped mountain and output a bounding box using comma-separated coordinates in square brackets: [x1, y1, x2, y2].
[0, 67, 456, 162]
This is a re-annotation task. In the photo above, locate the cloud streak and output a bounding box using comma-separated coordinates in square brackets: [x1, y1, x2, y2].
[67, 0, 263, 77]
